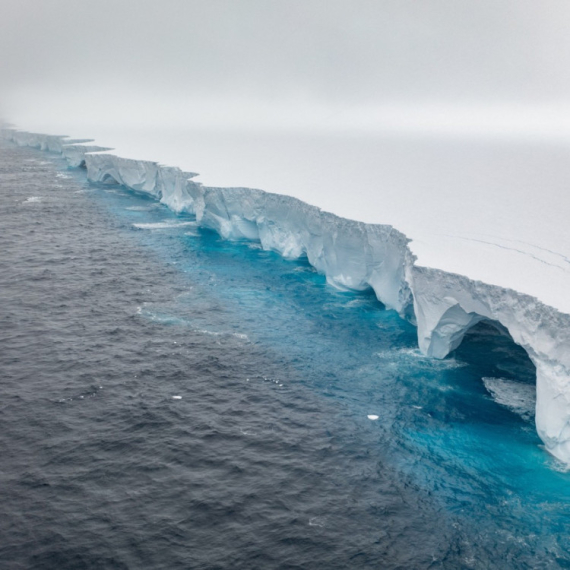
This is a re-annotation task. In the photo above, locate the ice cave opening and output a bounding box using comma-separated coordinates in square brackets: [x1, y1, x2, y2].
[451, 319, 537, 424]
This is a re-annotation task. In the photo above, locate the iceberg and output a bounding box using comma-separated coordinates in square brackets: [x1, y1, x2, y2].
[4, 126, 570, 465]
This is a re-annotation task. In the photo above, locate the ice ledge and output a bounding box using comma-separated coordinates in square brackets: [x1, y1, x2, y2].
[4, 127, 570, 465]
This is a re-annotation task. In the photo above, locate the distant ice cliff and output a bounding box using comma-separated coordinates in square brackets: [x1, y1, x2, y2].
[5, 127, 570, 465]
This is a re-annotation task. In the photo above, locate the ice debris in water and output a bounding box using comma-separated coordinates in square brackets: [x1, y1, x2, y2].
[8, 127, 570, 466]
[172, 396, 182, 400]
[133, 221, 197, 230]
[367, 415, 379, 420]
[483, 377, 536, 421]
[126, 205, 160, 211]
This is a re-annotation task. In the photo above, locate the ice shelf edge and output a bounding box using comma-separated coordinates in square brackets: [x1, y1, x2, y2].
[5, 127, 570, 466]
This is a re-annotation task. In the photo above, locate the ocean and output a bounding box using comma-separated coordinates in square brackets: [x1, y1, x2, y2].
[1, 141, 570, 569]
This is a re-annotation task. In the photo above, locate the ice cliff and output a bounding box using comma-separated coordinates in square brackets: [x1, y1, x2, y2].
[4, 127, 570, 465]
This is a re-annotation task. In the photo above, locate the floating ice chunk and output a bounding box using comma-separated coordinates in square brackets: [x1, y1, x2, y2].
[133, 221, 197, 230]
[483, 377, 536, 421]
[367, 414, 379, 420]
[126, 205, 160, 211]
[23, 196, 41, 203]
[172, 395, 182, 400]
[8, 126, 570, 466]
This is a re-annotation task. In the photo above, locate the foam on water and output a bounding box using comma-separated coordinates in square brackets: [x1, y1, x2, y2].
[374, 347, 467, 370]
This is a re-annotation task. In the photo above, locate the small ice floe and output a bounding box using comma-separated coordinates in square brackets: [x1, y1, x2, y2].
[483, 377, 535, 421]
[367, 414, 379, 420]
[133, 221, 196, 230]
[23, 196, 42, 203]
[126, 205, 157, 211]
[56, 172, 70, 179]
[172, 395, 182, 400]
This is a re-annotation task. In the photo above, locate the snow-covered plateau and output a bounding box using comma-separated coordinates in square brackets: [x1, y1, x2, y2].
[4, 126, 570, 465]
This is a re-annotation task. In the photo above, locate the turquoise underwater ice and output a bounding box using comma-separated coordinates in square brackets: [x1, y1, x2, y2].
[80, 160, 570, 567]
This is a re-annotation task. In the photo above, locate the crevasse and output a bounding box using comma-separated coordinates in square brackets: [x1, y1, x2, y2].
[5, 127, 570, 465]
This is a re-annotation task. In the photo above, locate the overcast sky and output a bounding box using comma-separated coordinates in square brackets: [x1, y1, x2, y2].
[2, 0, 570, 133]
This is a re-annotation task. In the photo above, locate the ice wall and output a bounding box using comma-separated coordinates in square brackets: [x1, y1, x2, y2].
[4, 128, 570, 465]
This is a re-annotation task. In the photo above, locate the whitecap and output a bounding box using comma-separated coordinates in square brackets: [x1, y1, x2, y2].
[23, 196, 42, 203]
[231, 332, 249, 340]
[190, 327, 248, 340]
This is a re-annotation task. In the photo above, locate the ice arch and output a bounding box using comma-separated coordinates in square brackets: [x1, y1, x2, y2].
[411, 265, 570, 463]
[4, 128, 570, 465]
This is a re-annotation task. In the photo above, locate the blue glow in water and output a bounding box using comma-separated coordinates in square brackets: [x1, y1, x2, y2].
[87, 174, 570, 560]
[3, 143, 570, 568]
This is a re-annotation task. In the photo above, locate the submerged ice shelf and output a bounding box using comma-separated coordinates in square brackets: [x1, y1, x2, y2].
[4, 127, 570, 466]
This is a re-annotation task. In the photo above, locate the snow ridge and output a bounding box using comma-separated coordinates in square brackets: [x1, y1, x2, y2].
[5, 127, 570, 465]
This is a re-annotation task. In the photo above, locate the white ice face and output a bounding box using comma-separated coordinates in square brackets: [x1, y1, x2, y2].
[5, 126, 570, 466]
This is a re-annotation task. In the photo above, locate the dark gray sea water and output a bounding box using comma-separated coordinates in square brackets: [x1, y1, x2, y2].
[1, 141, 570, 569]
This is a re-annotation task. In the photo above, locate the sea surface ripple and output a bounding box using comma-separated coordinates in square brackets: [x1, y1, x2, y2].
[1, 142, 570, 569]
